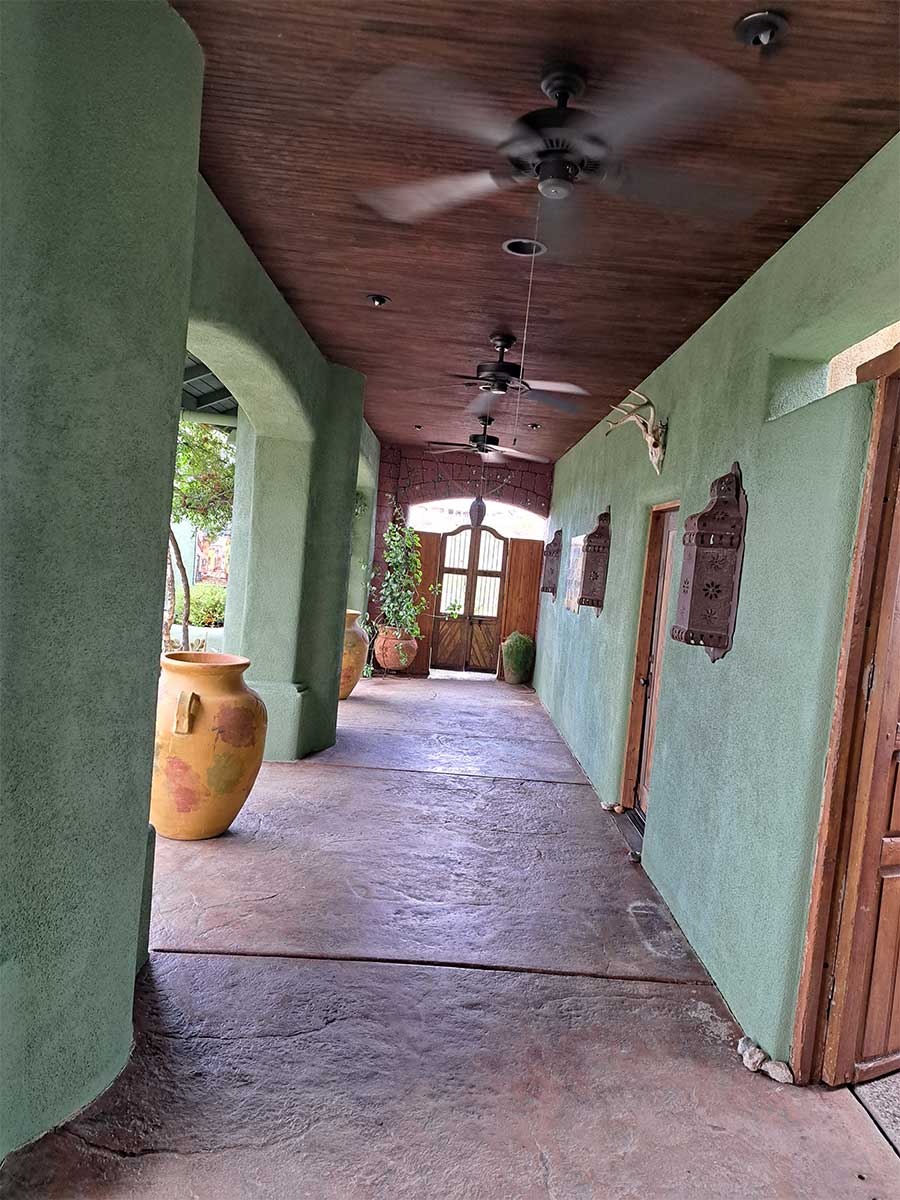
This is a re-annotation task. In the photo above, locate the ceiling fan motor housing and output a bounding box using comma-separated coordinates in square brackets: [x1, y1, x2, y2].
[470, 432, 500, 451]
[505, 105, 609, 188]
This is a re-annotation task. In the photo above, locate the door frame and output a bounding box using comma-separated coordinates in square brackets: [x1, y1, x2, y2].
[792, 348, 900, 1084]
[619, 500, 681, 821]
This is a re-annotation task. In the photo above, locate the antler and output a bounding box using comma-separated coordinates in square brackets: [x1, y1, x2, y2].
[605, 389, 658, 433]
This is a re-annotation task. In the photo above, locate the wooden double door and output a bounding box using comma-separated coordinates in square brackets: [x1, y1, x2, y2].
[431, 524, 508, 672]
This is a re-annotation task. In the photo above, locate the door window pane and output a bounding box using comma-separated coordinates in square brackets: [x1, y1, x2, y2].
[478, 530, 504, 572]
[444, 529, 470, 570]
[473, 574, 500, 617]
[440, 572, 467, 614]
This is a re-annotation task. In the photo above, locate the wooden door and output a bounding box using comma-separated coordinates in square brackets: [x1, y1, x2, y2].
[620, 503, 680, 828]
[497, 538, 544, 679]
[406, 531, 440, 677]
[431, 524, 508, 672]
[821, 371, 900, 1084]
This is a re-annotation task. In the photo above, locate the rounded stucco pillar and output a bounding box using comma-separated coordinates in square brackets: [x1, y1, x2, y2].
[0, 0, 202, 1158]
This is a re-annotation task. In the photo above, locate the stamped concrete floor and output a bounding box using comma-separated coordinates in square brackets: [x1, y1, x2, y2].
[3, 676, 898, 1198]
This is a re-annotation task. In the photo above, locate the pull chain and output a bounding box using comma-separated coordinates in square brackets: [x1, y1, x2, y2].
[511, 196, 542, 447]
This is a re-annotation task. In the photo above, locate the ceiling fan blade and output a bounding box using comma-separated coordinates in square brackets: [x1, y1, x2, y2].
[356, 66, 537, 150]
[428, 441, 472, 449]
[450, 374, 484, 381]
[481, 450, 508, 465]
[525, 380, 588, 395]
[524, 389, 582, 414]
[494, 446, 551, 464]
[572, 49, 752, 154]
[361, 169, 516, 224]
[598, 162, 759, 222]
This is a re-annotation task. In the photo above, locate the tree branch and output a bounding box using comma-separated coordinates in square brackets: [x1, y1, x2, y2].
[168, 527, 191, 652]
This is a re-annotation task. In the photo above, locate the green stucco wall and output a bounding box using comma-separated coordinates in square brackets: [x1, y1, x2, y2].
[189, 180, 365, 759]
[534, 134, 900, 1062]
[0, 0, 202, 1159]
[347, 422, 381, 612]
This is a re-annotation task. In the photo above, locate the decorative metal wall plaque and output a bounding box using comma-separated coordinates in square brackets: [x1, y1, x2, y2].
[671, 462, 747, 662]
[578, 508, 611, 616]
[541, 528, 563, 599]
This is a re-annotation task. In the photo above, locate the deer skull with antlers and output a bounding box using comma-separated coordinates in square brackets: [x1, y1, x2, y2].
[604, 389, 667, 475]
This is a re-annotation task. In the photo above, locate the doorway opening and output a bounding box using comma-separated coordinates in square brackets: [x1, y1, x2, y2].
[406, 498, 546, 678]
[619, 501, 680, 836]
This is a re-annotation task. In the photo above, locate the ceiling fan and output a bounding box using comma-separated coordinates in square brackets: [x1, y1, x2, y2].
[454, 332, 587, 418]
[429, 415, 549, 465]
[359, 51, 756, 233]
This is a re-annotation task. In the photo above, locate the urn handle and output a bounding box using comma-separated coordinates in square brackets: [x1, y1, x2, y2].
[174, 690, 200, 735]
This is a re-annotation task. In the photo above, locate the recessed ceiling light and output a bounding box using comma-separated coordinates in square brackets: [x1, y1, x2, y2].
[414, 424, 422, 430]
[527, 422, 542, 430]
[734, 10, 789, 49]
[366, 293, 390, 307]
[502, 238, 548, 258]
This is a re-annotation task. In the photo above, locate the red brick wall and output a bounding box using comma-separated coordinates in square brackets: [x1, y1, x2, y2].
[369, 443, 553, 618]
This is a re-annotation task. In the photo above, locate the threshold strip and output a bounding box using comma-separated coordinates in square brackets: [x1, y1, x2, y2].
[335, 722, 564, 746]
[150, 944, 713, 988]
[306, 759, 591, 788]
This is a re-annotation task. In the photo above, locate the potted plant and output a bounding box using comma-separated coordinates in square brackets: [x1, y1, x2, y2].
[501, 631, 535, 685]
[373, 505, 428, 671]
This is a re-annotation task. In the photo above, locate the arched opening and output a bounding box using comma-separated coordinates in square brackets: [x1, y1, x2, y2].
[398, 498, 547, 680]
[408, 496, 547, 541]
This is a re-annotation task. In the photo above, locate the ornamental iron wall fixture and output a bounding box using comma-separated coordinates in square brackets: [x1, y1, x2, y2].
[541, 528, 563, 599]
[671, 462, 747, 661]
[579, 508, 611, 615]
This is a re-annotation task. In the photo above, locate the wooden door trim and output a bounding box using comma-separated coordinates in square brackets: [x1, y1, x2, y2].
[823, 403, 900, 1084]
[619, 500, 680, 812]
[791, 351, 900, 1084]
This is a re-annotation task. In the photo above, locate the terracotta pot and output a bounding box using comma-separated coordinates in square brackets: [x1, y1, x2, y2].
[339, 610, 369, 699]
[374, 625, 418, 671]
[150, 652, 267, 841]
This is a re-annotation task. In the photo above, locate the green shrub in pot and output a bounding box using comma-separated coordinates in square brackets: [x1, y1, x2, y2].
[501, 631, 535, 684]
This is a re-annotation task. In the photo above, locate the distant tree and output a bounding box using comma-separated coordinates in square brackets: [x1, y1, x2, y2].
[166, 419, 235, 649]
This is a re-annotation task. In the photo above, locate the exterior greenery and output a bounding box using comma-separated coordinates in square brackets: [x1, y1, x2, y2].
[173, 582, 225, 627]
[172, 420, 235, 537]
[502, 631, 536, 682]
[167, 418, 235, 647]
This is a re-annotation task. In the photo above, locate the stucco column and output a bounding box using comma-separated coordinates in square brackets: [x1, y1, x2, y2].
[225, 366, 363, 760]
[0, 0, 202, 1159]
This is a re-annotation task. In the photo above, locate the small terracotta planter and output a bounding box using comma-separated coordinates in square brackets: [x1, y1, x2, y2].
[150, 652, 267, 840]
[374, 625, 418, 671]
[339, 610, 368, 699]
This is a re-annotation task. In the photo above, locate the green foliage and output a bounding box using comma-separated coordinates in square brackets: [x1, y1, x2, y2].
[375, 506, 428, 637]
[172, 419, 235, 537]
[502, 631, 536, 681]
[174, 582, 226, 628]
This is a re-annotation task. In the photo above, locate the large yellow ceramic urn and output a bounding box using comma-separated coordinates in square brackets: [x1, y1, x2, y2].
[150, 652, 267, 840]
[339, 610, 369, 699]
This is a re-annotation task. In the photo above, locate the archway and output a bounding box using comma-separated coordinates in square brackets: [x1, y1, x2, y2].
[405, 499, 546, 679]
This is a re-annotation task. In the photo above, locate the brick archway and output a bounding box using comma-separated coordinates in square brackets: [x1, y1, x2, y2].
[369, 444, 552, 617]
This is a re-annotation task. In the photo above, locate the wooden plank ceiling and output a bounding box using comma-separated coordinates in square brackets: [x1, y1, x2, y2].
[173, 0, 899, 462]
